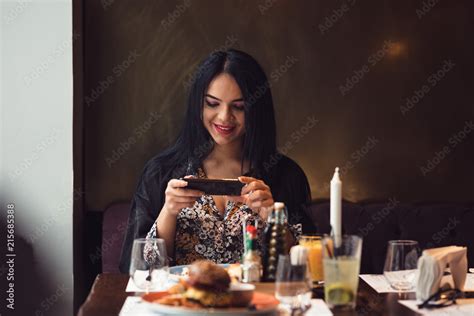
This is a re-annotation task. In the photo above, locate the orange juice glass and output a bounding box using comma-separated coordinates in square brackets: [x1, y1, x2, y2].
[298, 235, 323, 286]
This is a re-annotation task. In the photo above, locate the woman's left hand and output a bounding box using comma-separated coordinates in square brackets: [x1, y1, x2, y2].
[238, 176, 274, 221]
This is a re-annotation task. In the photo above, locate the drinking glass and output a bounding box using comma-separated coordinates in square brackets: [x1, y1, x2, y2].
[299, 235, 324, 287]
[129, 238, 169, 292]
[275, 255, 312, 314]
[383, 240, 420, 291]
[322, 235, 362, 311]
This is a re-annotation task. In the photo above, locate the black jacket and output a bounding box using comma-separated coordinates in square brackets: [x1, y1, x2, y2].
[119, 153, 316, 273]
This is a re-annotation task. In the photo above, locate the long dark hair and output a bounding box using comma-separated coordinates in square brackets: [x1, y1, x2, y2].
[158, 49, 277, 178]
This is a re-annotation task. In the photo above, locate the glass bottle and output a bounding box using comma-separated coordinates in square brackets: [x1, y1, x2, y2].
[262, 202, 288, 281]
[242, 225, 262, 283]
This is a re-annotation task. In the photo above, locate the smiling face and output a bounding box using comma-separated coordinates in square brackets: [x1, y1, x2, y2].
[202, 73, 246, 146]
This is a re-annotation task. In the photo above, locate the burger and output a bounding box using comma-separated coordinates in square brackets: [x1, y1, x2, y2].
[154, 260, 255, 308]
[183, 260, 232, 307]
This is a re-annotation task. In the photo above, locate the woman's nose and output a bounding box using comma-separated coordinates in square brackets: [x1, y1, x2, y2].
[217, 104, 234, 121]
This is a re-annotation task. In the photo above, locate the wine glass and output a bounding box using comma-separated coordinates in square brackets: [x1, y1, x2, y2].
[383, 240, 420, 291]
[275, 255, 312, 314]
[130, 238, 169, 292]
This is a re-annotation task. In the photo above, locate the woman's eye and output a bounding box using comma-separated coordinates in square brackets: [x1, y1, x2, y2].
[233, 103, 245, 111]
[205, 100, 219, 107]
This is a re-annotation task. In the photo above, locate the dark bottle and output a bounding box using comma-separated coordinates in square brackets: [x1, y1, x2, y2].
[262, 202, 288, 281]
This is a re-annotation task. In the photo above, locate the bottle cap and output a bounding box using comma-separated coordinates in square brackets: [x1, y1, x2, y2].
[274, 202, 285, 210]
[246, 225, 257, 235]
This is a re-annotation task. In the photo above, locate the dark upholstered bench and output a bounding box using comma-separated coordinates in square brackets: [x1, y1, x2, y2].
[101, 202, 130, 273]
[307, 200, 474, 273]
[102, 200, 473, 274]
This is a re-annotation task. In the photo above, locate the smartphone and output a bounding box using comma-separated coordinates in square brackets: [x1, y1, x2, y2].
[183, 178, 244, 196]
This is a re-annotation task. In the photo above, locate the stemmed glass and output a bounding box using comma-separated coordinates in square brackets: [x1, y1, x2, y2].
[383, 240, 420, 291]
[129, 238, 169, 292]
[275, 255, 312, 315]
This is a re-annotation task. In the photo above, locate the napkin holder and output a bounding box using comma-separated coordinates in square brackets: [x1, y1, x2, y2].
[416, 246, 467, 301]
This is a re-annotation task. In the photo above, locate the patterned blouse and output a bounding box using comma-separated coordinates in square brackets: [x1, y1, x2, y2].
[146, 168, 302, 265]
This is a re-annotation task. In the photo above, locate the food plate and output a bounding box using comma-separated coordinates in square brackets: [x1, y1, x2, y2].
[141, 291, 279, 316]
[146, 263, 278, 315]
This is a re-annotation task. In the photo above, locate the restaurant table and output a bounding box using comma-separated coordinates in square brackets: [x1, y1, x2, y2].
[77, 273, 419, 316]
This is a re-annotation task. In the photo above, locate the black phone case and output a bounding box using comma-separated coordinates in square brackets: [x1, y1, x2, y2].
[184, 178, 244, 196]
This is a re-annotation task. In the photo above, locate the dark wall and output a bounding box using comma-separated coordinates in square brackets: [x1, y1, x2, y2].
[84, 0, 474, 212]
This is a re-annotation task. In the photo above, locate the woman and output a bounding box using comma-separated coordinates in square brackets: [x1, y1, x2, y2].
[119, 49, 315, 272]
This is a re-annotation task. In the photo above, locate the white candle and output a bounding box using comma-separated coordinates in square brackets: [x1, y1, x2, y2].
[330, 167, 342, 247]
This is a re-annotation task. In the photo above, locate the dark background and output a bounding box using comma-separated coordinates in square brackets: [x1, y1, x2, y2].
[84, 0, 474, 211]
[77, 0, 474, 309]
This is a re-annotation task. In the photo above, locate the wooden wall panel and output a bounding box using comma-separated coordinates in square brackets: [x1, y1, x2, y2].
[84, 0, 474, 211]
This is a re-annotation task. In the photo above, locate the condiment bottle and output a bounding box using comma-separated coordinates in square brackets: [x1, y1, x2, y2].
[242, 225, 262, 283]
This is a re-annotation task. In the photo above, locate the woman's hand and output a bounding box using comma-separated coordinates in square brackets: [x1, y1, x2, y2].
[162, 176, 203, 217]
[238, 176, 274, 221]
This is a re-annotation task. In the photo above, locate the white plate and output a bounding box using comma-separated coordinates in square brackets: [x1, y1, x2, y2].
[168, 264, 230, 283]
[144, 264, 278, 315]
[169, 263, 230, 275]
[141, 302, 277, 316]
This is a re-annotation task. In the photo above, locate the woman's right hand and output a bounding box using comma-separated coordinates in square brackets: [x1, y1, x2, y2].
[162, 177, 203, 217]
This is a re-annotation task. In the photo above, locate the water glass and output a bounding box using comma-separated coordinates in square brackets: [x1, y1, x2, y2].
[299, 235, 324, 287]
[130, 238, 169, 292]
[322, 235, 362, 311]
[275, 255, 312, 314]
[383, 240, 420, 291]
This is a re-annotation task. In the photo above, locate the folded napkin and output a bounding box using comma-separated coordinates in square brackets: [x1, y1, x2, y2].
[416, 246, 467, 301]
[290, 245, 308, 265]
